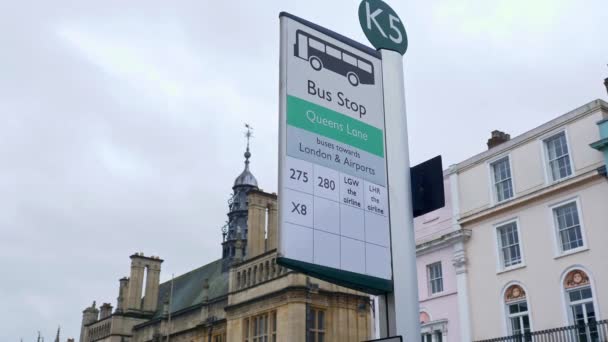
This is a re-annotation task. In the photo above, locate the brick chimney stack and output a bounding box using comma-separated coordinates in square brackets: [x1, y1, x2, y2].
[487, 130, 511, 149]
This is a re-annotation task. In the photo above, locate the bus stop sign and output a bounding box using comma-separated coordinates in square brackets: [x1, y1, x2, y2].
[358, 0, 408, 55]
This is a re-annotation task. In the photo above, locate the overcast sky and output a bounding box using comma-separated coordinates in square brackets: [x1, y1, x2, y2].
[1, 0, 606, 340]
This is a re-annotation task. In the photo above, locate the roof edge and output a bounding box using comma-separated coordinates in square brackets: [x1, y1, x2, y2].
[158, 258, 224, 288]
[453, 99, 608, 172]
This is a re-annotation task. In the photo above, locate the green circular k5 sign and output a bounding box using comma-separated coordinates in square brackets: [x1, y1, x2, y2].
[358, 0, 408, 55]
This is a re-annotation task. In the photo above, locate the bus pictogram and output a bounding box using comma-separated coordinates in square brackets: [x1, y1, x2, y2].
[294, 29, 375, 87]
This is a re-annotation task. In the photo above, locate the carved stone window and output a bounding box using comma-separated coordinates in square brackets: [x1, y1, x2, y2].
[504, 284, 530, 336]
[564, 270, 590, 289]
[420, 312, 430, 324]
[505, 284, 526, 303]
[563, 269, 597, 338]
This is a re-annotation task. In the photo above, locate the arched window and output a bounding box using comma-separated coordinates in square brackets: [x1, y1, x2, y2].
[420, 311, 445, 342]
[504, 284, 531, 339]
[420, 311, 430, 325]
[563, 269, 599, 341]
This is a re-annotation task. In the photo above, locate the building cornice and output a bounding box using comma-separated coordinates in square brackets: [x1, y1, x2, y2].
[416, 229, 472, 256]
[453, 99, 608, 173]
[248, 189, 278, 199]
[232, 249, 278, 266]
[459, 169, 604, 226]
[132, 295, 228, 330]
[224, 285, 369, 312]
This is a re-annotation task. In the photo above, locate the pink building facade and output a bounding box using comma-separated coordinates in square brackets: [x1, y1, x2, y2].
[415, 175, 472, 342]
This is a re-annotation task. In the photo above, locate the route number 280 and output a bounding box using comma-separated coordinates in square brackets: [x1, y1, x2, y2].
[317, 177, 336, 190]
[289, 168, 309, 182]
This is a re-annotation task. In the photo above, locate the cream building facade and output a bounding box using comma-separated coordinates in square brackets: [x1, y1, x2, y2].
[78, 145, 373, 342]
[448, 99, 608, 341]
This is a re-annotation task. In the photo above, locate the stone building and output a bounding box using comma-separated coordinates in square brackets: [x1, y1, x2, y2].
[79, 140, 373, 342]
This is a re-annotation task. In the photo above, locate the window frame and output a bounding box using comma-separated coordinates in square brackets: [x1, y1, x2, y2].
[420, 317, 447, 342]
[308, 307, 326, 342]
[560, 267, 601, 329]
[548, 197, 588, 258]
[501, 282, 534, 337]
[487, 154, 516, 205]
[506, 300, 531, 336]
[566, 286, 596, 325]
[213, 333, 226, 342]
[426, 262, 444, 295]
[244, 310, 278, 342]
[493, 218, 526, 273]
[540, 129, 575, 184]
[421, 331, 443, 342]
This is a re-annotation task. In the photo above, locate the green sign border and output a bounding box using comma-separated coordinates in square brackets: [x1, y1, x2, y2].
[277, 257, 393, 295]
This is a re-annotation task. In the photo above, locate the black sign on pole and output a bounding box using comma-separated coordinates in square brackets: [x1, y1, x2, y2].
[410, 155, 445, 218]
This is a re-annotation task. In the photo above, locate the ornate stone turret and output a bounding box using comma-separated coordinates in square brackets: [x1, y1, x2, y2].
[79, 301, 99, 342]
[222, 124, 258, 263]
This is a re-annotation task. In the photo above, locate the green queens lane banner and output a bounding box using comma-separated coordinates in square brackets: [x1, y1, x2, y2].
[277, 12, 392, 294]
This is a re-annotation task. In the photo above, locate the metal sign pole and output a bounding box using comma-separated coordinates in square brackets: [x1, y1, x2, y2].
[381, 48, 420, 340]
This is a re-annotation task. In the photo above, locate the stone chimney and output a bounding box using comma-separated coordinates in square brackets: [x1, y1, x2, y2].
[234, 232, 243, 262]
[125, 253, 163, 313]
[487, 130, 511, 149]
[99, 303, 113, 319]
[142, 256, 163, 312]
[246, 192, 279, 259]
[266, 200, 278, 251]
[79, 301, 99, 342]
[67, 339, 75, 342]
[604, 77, 608, 96]
[116, 277, 129, 313]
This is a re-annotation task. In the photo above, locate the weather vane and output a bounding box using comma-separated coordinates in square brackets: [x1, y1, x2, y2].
[244, 123, 253, 150]
[244, 124, 253, 165]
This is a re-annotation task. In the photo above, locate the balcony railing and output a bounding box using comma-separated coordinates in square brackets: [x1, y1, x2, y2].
[474, 320, 608, 342]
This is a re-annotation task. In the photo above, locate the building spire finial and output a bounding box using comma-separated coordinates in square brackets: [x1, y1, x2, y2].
[244, 124, 253, 167]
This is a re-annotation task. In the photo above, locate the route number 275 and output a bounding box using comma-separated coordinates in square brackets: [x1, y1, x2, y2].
[289, 168, 309, 183]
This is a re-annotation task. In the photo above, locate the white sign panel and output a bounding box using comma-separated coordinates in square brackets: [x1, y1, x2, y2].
[278, 13, 392, 284]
